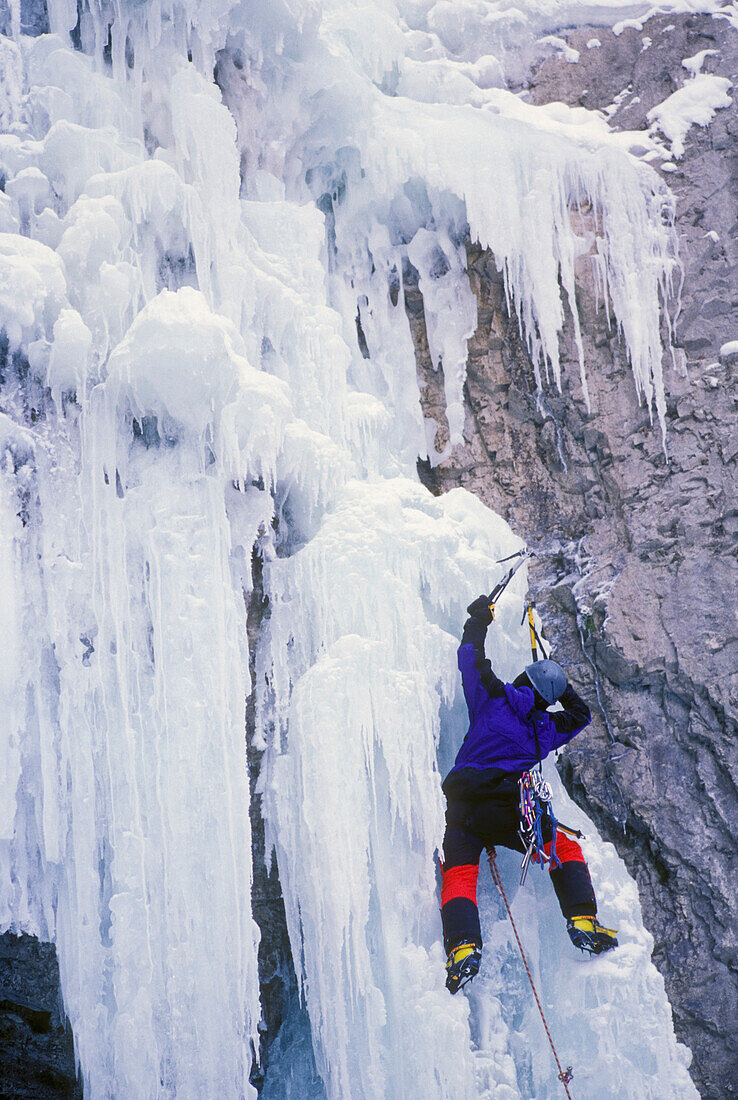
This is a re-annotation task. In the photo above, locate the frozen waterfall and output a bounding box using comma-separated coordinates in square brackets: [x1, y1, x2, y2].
[0, 0, 700, 1096]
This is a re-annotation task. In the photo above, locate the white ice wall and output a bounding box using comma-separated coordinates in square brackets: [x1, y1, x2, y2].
[0, 0, 705, 1096]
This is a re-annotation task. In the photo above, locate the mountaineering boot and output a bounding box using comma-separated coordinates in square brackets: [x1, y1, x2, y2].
[567, 916, 618, 955]
[445, 942, 482, 994]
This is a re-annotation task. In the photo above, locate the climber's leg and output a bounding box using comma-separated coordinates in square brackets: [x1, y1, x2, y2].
[545, 830, 618, 954]
[546, 831, 597, 918]
[440, 823, 484, 954]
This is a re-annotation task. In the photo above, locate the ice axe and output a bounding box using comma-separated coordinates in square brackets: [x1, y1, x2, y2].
[487, 547, 533, 620]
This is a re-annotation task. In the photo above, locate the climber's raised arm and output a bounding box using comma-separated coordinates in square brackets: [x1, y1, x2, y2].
[457, 594, 506, 721]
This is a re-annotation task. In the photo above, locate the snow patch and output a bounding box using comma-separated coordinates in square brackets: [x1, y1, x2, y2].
[648, 73, 732, 158]
[682, 48, 718, 76]
[537, 34, 581, 62]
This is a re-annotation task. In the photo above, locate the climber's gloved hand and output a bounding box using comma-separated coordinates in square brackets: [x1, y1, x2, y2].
[466, 594, 494, 624]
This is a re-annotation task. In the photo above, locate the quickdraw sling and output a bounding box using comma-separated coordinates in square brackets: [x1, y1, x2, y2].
[518, 768, 561, 885]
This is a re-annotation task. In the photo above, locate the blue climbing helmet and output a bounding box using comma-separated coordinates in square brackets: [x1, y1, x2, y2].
[523, 659, 567, 705]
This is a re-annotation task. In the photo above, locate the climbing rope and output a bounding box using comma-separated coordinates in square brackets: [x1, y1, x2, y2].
[488, 848, 575, 1098]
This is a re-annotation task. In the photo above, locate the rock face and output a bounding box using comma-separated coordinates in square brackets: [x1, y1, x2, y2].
[0, 932, 82, 1099]
[412, 13, 737, 1098]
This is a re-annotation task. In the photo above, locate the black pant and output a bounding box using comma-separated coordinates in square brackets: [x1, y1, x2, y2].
[441, 771, 596, 952]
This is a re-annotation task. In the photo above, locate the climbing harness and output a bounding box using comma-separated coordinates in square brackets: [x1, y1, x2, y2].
[488, 849, 575, 1097]
[488, 548, 532, 620]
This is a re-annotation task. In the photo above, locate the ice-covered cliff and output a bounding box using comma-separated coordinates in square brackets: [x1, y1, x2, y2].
[411, 10, 738, 1095]
[0, 1, 717, 1096]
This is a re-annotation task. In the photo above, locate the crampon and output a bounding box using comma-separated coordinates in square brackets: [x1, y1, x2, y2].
[445, 942, 482, 994]
[567, 916, 618, 955]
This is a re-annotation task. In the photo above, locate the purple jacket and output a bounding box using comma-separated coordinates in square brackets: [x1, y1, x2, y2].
[449, 611, 591, 777]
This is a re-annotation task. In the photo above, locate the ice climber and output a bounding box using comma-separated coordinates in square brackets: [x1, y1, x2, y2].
[441, 594, 618, 994]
